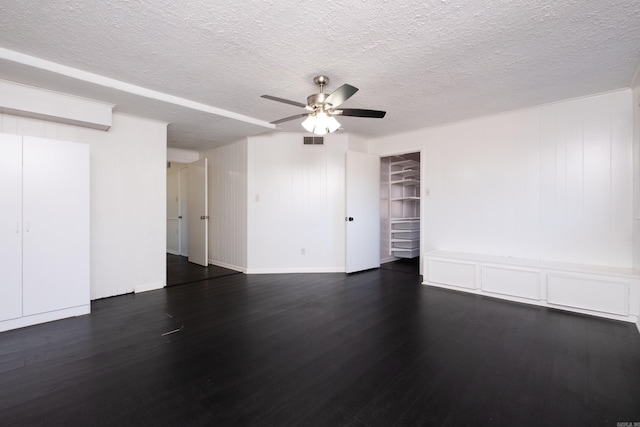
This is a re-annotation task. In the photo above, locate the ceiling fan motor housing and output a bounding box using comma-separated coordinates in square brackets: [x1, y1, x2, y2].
[307, 93, 330, 111]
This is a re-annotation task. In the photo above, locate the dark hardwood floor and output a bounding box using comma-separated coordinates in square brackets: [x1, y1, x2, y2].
[1, 263, 639, 426]
[166, 253, 241, 286]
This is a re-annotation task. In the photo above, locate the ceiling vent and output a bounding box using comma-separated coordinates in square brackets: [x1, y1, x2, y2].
[303, 136, 324, 145]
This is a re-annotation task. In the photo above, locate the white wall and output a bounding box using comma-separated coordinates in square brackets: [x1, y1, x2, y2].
[370, 89, 634, 268]
[201, 140, 249, 271]
[633, 74, 640, 269]
[246, 132, 348, 273]
[0, 111, 167, 299]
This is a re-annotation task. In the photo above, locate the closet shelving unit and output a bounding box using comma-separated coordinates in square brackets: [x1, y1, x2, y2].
[389, 159, 420, 258]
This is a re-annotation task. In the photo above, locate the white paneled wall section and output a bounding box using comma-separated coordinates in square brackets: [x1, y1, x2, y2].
[633, 75, 640, 270]
[201, 140, 248, 271]
[0, 111, 167, 299]
[370, 89, 634, 268]
[247, 133, 348, 273]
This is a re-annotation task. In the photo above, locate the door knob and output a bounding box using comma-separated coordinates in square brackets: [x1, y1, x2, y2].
[346, 217, 354, 221]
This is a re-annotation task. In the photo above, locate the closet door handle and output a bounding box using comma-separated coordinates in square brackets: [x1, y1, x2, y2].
[346, 217, 354, 222]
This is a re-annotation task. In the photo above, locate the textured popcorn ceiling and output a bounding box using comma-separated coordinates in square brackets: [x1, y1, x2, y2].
[0, 0, 639, 150]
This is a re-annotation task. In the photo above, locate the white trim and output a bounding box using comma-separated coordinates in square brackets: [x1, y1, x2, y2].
[208, 259, 246, 273]
[134, 281, 165, 293]
[0, 79, 113, 130]
[0, 305, 90, 333]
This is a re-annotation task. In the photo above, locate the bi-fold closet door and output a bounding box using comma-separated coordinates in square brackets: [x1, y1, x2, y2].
[0, 134, 23, 321]
[0, 133, 90, 324]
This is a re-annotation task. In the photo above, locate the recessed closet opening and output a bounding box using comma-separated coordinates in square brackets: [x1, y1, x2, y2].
[380, 151, 421, 275]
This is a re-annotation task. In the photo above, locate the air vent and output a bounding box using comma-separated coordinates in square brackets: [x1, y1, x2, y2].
[303, 136, 324, 145]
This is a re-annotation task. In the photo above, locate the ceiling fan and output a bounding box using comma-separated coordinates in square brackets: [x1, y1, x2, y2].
[261, 75, 386, 135]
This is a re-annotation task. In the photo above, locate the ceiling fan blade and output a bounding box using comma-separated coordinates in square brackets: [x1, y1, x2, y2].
[335, 108, 386, 118]
[270, 113, 310, 124]
[324, 84, 358, 108]
[261, 95, 307, 109]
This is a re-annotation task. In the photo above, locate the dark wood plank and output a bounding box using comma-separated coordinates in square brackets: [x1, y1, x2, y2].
[166, 253, 240, 286]
[1, 263, 639, 426]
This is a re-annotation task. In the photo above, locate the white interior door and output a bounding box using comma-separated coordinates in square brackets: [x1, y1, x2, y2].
[188, 158, 208, 266]
[22, 136, 90, 315]
[179, 166, 189, 256]
[346, 151, 380, 273]
[0, 134, 23, 321]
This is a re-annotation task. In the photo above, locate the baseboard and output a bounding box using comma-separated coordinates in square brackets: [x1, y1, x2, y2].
[424, 280, 638, 324]
[380, 256, 398, 264]
[0, 305, 90, 333]
[134, 281, 165, 293]
[208, 259, 246, 273]
[167, 250, 179, 256]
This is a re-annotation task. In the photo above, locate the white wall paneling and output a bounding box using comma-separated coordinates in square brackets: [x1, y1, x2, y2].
[633, 75, 640, 270]
[428, 258, 478, 290]
[246, 133, 348, 273]
[369, 90, 634, 269]
[1, 110, 167, 300]
[1, 133, 90, 332]
[425, 250, 640, 323]
[481, 265, 541, 301]
[547, 273, 629, 316]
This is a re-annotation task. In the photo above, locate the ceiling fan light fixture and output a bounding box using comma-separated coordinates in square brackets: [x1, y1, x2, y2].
[301, 115, 316, 133]
[302, 111, 341, 135]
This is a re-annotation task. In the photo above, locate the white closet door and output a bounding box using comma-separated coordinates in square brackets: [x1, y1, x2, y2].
[0, 134, 23, 321]
[22, 137, 90, 316]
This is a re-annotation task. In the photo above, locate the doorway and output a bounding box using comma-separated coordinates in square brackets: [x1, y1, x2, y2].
[380, 151, 422, 275]
[167, 162, 188, 256]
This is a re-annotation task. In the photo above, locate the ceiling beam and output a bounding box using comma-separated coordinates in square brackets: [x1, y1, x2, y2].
[0, 47, 275, 130]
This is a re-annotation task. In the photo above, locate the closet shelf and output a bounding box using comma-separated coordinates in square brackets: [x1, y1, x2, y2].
[391, 197, 420, 203]
[390, 179, 420, 186]
[390, 159, 419, 169]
